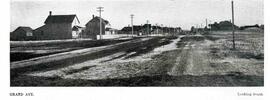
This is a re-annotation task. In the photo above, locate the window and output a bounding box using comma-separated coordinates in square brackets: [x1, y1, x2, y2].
[26, 32, 33, 36]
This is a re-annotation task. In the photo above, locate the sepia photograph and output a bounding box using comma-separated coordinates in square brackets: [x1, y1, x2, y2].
[9, 0, 264, 87]
[3, 0, 269, 99]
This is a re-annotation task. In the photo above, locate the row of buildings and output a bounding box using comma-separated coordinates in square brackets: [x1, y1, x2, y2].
[120, 24, 182, 35]
[11, 11, 109, 41]
[208, 20, 264, 31]
[190, 20, 264, 33]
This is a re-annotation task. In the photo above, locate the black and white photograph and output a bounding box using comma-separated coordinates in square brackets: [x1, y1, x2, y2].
[2, 0, 269, 99]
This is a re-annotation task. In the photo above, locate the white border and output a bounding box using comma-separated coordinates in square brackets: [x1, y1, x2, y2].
[1, 0, 268, 100]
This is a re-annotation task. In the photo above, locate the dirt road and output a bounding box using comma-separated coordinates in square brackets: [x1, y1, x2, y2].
[11, 32, 264, 86]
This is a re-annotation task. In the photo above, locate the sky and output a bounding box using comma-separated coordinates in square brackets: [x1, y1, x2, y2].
[10, 0, 264, 31]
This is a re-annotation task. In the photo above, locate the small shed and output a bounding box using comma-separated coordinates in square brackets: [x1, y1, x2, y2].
[72, 25, 83, 38]
[11, 26, 33, 41]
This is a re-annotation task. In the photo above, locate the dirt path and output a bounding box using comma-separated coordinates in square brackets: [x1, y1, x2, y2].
[167, 35, 213, 76]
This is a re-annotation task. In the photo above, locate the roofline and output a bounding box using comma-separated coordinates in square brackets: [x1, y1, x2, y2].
[44, 14, 79, 24]
[47, 14, 76, 16]
[85, 17, 109, 26]
[75, 15, 80, 24]
[12, 26, 32, 33]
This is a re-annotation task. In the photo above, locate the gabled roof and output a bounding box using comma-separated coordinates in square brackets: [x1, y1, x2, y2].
[73, 25, 82, 28]
[72, 25, 83, 31]
[106, 28, 118, 31]
[13, 26, 32, 33]
[121, 27, 132, 31]
[105, 27, 111, 31]
[44, 15, 80, 24]
[86, 16, 109, 26]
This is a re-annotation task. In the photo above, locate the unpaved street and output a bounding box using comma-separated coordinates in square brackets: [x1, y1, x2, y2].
[11, 32, 264, 86]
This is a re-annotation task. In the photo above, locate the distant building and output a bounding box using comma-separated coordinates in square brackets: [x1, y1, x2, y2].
[209, 20, 239, 31]
[11, 26, 33, 41]
[34, 11, 81, 40]
[151, 25, 161, 34]
[120, 24, 180, 35]
[105, 28, 118, 35]
[120, 26, 132, 34]
[84, 15, 109, 40]
[142, 24, 152, 35]
[239, 24, 259, 30]
[120, 25, 143, 35]
[121, 24, 152, 35]
[162, 27, 177, 34]
[240, 24, 263, 32]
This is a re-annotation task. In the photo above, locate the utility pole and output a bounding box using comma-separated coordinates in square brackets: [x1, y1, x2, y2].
[196, 24, 198, 33]
[205, 19, 208, 28]
[156, 23, 158, 34]
[169, 26, 171, 35]
[209, 20, 212, 32]
[231, 0, 235, 49]
[146, 20, 149, 36]
[130, 14, 134, 37]
[165, 26, 167, 34]
[97, 7, 104, 40]
[161, 24, 163, 35]
[174, 28, 176, 35]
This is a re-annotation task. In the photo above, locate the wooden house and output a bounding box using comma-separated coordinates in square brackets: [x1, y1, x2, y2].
[34, 11, 81, 40]
[84, 15, 109, 40]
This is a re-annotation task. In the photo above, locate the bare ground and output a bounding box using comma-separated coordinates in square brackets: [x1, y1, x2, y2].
[10, 32, 264, 86]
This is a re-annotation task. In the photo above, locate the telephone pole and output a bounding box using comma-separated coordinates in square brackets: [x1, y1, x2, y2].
[97, 7, 104, 40]
[209, 20, 212, 32]
[156, 23, 158, 34]
[146, 20, 149, 36]
[231, 0, 235, 49]
[131, 14, 134, 37]
[205, 19, 208, 28]
[161, 24, 164, 35]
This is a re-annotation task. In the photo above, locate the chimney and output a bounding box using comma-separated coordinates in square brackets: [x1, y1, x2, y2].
[49, 11, 52, 16]
[92, 15, 94, 19]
